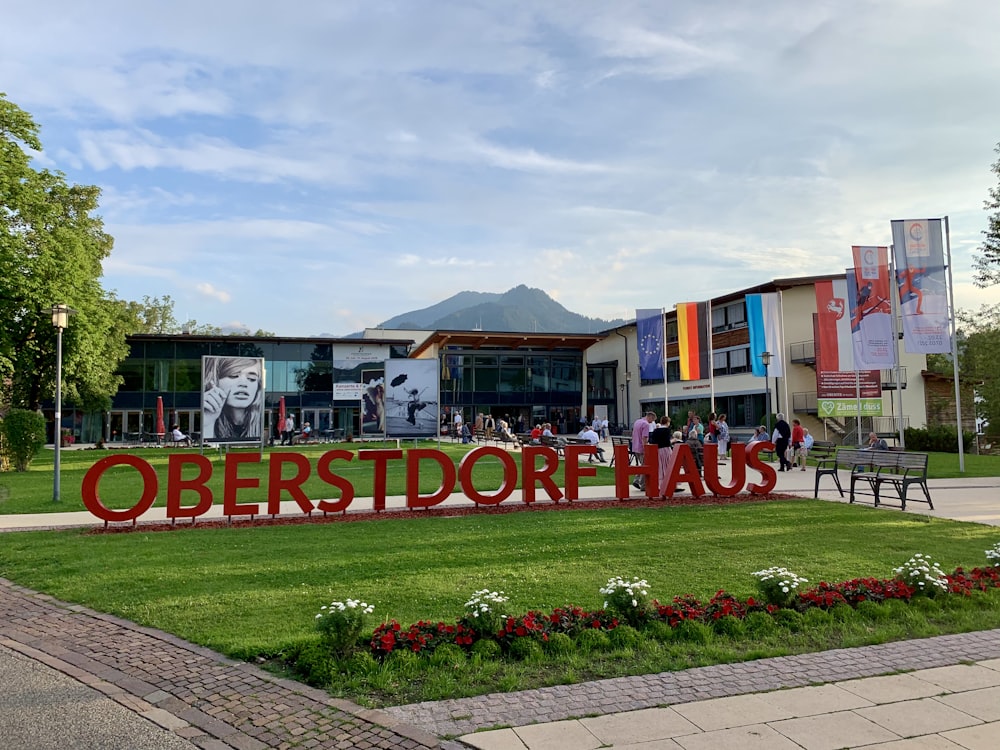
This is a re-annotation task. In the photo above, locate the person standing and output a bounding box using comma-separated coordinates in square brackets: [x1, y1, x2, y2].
[798, 428, 814, 470]
[282, 413, 295, 446]
[648, 416, 673, 496]
[716, 413, 730, 462]
[773, 412, 792, 472]
[791, 419, 805, 469]
[630, 411, 656, 490]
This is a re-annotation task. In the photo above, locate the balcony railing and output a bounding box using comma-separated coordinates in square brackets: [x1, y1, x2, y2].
[789, 340, 816, 364]
[881, 367, 907, 389]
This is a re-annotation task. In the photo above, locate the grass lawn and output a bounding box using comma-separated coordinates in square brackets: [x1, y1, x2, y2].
[2, 498, 999, 706]
[0, 443, 997, 516]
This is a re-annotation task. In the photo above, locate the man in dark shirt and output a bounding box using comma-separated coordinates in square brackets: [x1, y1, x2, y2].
[774, 413, 793, 472]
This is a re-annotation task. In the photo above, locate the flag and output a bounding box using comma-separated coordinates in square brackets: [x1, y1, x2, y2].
[746, 293, 784, 377]
[676, 302, 710, 380]
[847, 246, 896, 368]
[890, 219, 951, 354]
[636, 308, 664, 380]
[814, 280, 853, 373]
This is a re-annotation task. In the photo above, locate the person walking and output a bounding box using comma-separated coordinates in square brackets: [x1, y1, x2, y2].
[716, 414, 730, 462]
[773, 413, 792, 472]
[630, 411, 656, 490]
[282, 413, 295, 446]
[648, 416, 673, 496]
[791, 419, 805, 469]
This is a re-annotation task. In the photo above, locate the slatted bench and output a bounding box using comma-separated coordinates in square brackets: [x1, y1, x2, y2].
[815, 448, 932, 511]
[809, 440, 837, 460]
[608, 435, 636, 467]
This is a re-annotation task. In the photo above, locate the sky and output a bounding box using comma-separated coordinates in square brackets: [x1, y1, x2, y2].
[4, 0, 1000, 336]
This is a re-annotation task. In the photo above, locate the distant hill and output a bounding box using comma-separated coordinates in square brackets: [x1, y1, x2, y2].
[372, 285, 624, 333]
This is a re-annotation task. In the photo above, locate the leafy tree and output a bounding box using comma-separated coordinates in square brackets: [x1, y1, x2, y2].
[974, 142, 1000, 287]
[0, 408, 47, 471]
[0, 93, 127, 411]
[955, 304, 1000, 431]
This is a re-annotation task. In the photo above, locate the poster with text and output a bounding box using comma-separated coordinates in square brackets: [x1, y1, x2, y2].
[361, 368, 385, 437]
[891, 219, 951, 353]
[385, 359, 440, 438]
[201, 356, 265, 444]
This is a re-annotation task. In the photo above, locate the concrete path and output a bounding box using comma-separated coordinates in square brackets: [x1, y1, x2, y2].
[1, 455, 998, 749]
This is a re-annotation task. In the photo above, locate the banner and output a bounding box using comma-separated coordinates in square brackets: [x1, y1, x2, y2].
[385, 359, 440, 438]
[813, 282, 882, 416]
[814, 280, 853, 373]
[847, 247, 896, 368]
[676, 301, 710, 380]
[201, 356, 265, 444]
[361, 369, 385, 436]
[746, 293, 784, 377]
[891, 219, 951, 354]
[636, 308, 664, 380]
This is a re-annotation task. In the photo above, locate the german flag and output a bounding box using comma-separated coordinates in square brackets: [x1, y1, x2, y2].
[676, 302, 710, 381]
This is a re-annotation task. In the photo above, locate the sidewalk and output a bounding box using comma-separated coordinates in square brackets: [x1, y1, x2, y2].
[1, 461, 998, 749]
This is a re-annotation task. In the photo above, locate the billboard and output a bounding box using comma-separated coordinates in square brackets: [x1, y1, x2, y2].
[201, 356, 265, 444]
[361, 369, 385, 436]
[848, 247, 896, 368]
[384, 359, 440, 438]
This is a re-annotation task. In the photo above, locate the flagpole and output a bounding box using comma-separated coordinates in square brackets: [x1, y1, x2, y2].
[889, 245, 905, 448]
[778, 290, 788, 418]
[707, 302, 715, 414]
[662, 308, 669, 417]
[944, 216, 965, 472]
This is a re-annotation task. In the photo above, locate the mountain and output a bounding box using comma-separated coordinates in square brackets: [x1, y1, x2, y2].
[373, 285, 624, 333]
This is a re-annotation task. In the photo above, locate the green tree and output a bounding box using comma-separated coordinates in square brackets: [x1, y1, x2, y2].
[957, 304, 1000, 431]
[974, 142, 1000, 287]
[0, 93, 127, 411]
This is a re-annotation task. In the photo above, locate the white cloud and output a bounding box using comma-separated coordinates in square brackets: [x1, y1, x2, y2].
[195, 283, 231, 303]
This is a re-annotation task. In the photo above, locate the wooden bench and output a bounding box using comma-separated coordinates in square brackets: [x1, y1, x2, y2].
[809, 440, 837, 460]
[815, 448, 932, 511]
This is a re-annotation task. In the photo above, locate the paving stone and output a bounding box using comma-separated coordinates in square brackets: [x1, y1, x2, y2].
[672, 723, 802, 749]
[769, 711, 900, 750]
[835, 673, 948, 704]
[853, 736, 966, 749]
[579, 707, 700, 744]
[910, 665, 1000, 692]
[512, 719, 603, 749]
[936, 685, 1000, 722]
[671, 692, 796, 731]
[457, 728, 529, 750]
[757, 683, 876, 717]
[856, 697, 983, 737]
[940, 720, 1000, 749]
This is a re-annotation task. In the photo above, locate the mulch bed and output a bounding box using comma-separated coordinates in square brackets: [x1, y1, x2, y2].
[88, 492, 804, 534]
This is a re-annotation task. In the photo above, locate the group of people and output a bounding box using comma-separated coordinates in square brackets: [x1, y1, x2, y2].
[750, 414, 814, 472]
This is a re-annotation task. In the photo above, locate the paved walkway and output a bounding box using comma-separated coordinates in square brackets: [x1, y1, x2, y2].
[1, 456, 998, 748]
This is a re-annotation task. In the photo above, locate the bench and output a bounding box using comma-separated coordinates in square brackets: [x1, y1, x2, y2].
[809, 440, 837, 460]
[608, 435, 637, 467]
[814, 448, 932, 511]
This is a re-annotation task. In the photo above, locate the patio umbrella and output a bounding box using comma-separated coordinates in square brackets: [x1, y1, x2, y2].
[278, 396, 286, 434]
[156, 396, 166, 437]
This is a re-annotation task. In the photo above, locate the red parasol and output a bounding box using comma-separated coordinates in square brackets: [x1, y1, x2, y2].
[278, 396, 286, 434]
[156, 396, 166, 437]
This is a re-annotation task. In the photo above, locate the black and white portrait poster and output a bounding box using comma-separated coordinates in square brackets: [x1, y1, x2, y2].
[361, 369, 385, 437]
[201, 356, 265, 443]
[385, 359, 439, 438]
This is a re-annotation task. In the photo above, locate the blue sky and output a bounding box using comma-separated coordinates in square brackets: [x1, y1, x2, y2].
[4, 0, 1000, 336]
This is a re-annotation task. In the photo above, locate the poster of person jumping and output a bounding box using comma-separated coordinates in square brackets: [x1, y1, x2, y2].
[384, 359, 439, 438]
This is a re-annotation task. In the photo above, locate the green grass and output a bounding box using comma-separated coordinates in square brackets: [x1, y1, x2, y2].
[1, 499, 999, 706]
[0, 444, 997, 516]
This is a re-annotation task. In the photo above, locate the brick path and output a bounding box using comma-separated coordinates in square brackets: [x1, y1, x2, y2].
[0, 578, 444, 750]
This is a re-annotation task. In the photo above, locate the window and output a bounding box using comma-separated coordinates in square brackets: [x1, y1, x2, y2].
[711, 301, 748, 332]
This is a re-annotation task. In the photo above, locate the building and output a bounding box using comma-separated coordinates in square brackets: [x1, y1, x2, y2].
[52, 274, 931, 446]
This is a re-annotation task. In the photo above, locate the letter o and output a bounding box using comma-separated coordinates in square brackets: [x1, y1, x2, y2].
[458, 447, 517, 505]
[81, 454, 158, 523]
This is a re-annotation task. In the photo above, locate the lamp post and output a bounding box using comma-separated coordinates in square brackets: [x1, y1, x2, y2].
[625, 371, 632, 426]
[760, 351, 772, 437]
[51, 304, 75, 502]
[618, 383, 625, 427]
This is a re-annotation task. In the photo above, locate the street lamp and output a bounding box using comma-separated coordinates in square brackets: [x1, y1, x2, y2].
[760, 351, 772, 437]
[51, 304, 75, 502]
[618, 383, 625, 427]
[625, 371, 632, 426]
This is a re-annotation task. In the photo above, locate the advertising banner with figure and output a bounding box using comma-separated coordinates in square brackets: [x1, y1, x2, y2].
[891, 219, 951, 354]
[848, 247, 896, 368]
[813, 281, 881, 418]
[361, 369, 385, 436]
[385, 359, 440, 438]
[201, 356, 265, 443]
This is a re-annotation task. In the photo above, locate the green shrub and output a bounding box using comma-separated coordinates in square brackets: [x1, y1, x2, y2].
[711, 615, 746, 638]
[430, 643, 467, 667]
[599, 576, 650, 628]
[909, 596, 942, 613]
[290, 640, 338, 687]
[507, 637, 544, 662]
[542, 632, 575, 655]
[743, 611, 778, 637]
[830, 604, 856, 623]
[903, 426, 976, 453]
[1, 409, 47, 472]
[671, 620, 713, 644]
[645, 621, 676, 643]
[773, 609, 805, 632]
[855, 600, 891, 620]
[470, 639, 502, 660]
[803, 608, 833, 627]
[608, 624, 641, 650]
[575, 629, 611, 653]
